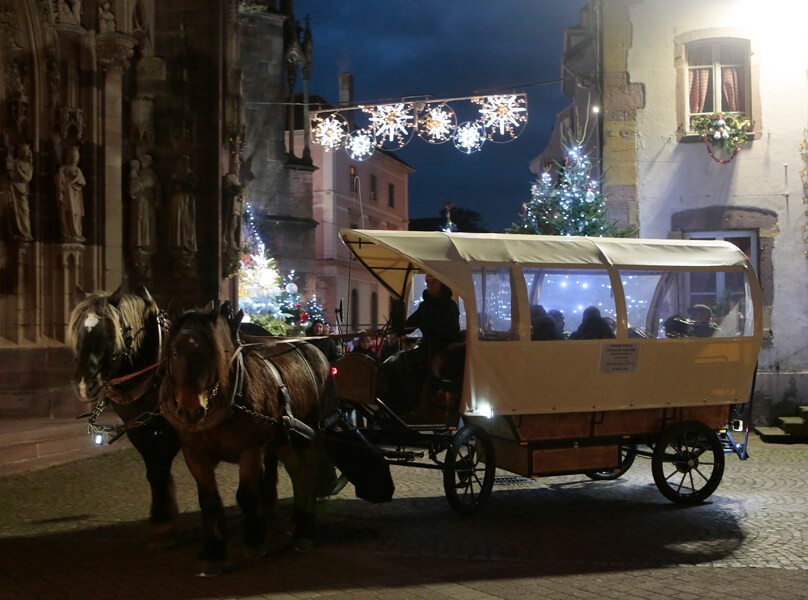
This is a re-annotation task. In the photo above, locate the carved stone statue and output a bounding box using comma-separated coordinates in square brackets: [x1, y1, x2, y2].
[57, 0, 82, 26]
[128, 158, 156, 252]
[97, 1, 115, 33]
[222, 154, 244, 253]
[55, 146, 86, 242]
[5, 143, 34, 242]
[168, 154, 196, 255]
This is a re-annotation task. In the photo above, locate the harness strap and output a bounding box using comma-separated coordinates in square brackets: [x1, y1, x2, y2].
[258, 353, 316, 443]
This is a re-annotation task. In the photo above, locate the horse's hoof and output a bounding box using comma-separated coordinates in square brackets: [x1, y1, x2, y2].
[195, 561, 225, 577]
[293, 537, 314, 553]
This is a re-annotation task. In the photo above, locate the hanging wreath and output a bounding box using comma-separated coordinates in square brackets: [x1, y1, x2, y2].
[691, 113, 752, 164]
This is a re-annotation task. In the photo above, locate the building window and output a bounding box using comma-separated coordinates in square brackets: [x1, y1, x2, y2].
[370, 174, 377, 201]
[388, 183, 395, 208]
[686, 38, 750, 132]
[684, 230, 758, 316]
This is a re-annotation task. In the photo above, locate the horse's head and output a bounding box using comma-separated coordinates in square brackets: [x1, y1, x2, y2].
[68, 285, 129, 401]
[163, 306, 234, 427]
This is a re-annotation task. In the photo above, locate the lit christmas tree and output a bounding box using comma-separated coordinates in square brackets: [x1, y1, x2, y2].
[508, 132, 635, 237]
[238, 204, 321, 335]
[276, 271, 326, 335]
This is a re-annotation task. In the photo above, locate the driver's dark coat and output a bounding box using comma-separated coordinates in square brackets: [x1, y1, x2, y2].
[405, 285, 461, 356]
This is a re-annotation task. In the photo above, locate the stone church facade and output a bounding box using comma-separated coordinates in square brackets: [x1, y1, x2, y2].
[0, 0, 313, 417]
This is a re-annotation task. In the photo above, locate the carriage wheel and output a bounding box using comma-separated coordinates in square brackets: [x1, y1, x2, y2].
[585, 443, 637, 481]
[652, 421, 725, 504]
[443, 425, 495, 516]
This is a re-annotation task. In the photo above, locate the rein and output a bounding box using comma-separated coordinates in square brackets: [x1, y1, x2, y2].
[102, 310, 169, 406]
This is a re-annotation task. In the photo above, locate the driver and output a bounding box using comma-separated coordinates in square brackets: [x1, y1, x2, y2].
[405, 274, 461, 361]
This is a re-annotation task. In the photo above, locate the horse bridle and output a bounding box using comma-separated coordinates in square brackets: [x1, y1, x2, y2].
[101, 309, 168, 405]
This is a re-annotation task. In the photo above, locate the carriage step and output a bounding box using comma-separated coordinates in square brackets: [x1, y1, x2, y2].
[382, 449, 423, 461]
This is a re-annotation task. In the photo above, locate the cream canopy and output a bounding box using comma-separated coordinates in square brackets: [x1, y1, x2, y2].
[340, 229, 753, 301]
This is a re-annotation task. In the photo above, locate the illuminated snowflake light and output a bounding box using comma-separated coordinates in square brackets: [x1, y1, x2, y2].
[311, 112, 349, 151]
[453, 121, 486, 154]
[345, 129, 376, 161]
[474, 94, 528, 143]
[416, 103, 457, 144]
[366, 103, 414, 150]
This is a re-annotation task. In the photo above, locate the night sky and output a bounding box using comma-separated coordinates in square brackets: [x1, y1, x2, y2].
[294, 0, 589, 232]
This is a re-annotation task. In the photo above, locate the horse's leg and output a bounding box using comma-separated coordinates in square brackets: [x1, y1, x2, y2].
[259, 451, 279, 515]
[236, 448, 268, 559]
[181, 446, 228, 575]
[279, 444, 320, 551]
[115, 407, 181, 547]
[129, 418, 181, 547]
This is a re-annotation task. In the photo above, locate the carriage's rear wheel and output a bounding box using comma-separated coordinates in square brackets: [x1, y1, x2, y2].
[585, 443, 637, 481]
[652, 421, 724, 504]
[443, 425, 495, 516]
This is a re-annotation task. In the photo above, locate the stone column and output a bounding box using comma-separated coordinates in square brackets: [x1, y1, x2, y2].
[56, 244, 84, 343]
[95, 32, 136, 289]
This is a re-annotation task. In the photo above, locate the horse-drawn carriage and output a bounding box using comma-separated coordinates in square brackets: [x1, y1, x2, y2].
[327, 229, 762, 514]
[68, 229, 762, 573]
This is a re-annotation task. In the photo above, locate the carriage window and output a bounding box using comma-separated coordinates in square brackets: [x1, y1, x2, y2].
[473, 268, 515, 340]
[621, 269, 754, 338]
[525, 268, 616, 340]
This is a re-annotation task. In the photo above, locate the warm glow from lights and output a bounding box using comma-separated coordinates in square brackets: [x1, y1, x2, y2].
[312, 113, 348, 151]
[367, 103, 414, 149]
[474, 94, 528, 142]
[416, 103, 457, 143]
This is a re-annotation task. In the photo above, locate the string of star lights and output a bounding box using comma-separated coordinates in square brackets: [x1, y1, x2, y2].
[310, 92, 528, 160]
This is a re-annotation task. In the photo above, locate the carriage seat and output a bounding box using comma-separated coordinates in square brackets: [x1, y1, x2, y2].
[334, 353, 378, 405]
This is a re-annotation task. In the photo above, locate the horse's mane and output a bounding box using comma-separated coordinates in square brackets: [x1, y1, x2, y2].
[67, 291, 159, 358]
[175, 310, 234, 393]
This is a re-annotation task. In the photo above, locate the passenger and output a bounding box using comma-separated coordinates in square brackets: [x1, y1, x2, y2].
[350, 331, 378, 363]
[378, 332, 401, 363]
[548, 309, 568, 339]
[569, 306, 616, 340]
[688, 304, 719, 337]
[531, 305, 559, 341]
[305, 318, 341, 365]
[664, 315, 692, 338]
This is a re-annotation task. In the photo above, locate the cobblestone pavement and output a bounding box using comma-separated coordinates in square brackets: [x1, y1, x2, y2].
[1, 434, 807, 599]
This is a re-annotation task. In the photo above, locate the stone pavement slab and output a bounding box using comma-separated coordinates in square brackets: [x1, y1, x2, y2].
[0, 434, 807, 599]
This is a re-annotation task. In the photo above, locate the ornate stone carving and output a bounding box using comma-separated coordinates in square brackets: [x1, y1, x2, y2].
[4, 142, 34, 242]
[96, 32, 136, 72]
[97, 1, 115, 34]
[168, 155, 197, 275]
[131, 96, 155, 146]
[60, 106, 84, 141]
[55, 146, 86, 243]
[0, 0, 22, 49]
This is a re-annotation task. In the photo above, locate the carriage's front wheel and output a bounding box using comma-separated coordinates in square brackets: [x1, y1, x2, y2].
[443, 425, 495, 516]
[652, 421, 724, 504]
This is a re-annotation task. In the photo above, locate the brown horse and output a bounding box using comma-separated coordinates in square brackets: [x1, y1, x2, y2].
[159, 305, 336, 575]
[68, 286, 180, 547]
